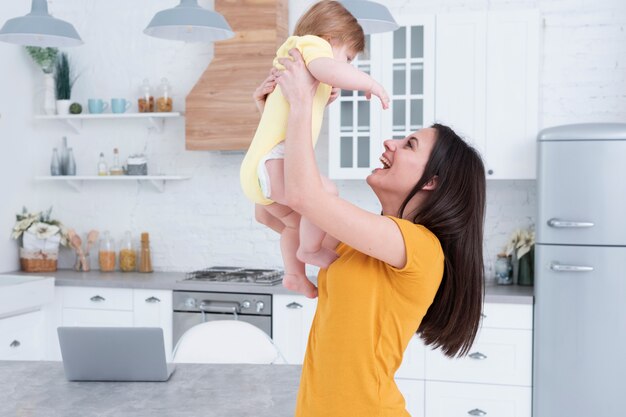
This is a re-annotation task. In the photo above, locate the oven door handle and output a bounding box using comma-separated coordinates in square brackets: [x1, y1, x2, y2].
[198, 300, 241, 314]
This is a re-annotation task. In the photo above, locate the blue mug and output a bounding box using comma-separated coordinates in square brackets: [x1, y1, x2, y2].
[88, 99, 108, 114]
[111, 98, 131, 114]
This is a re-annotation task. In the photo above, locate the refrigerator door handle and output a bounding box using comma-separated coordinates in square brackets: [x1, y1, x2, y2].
[547, 218, 594, 228]
[550, 262, 594, 272]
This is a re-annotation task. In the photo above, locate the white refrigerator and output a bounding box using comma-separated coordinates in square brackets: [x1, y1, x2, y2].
[535, 123, 626, 417]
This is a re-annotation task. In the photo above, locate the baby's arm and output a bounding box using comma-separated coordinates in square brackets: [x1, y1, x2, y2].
[307, 58, 389, 108]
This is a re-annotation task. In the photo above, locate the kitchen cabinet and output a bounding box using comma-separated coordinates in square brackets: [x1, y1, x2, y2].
[46, 286, 173, 361]
[271, 294, 317, 365]
[0, 311, 45, 361]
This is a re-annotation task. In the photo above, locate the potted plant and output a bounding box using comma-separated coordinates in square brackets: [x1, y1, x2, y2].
[54, 53, 77, 115]
[11, 207, 69, 272]
[25, 46, 59, 115]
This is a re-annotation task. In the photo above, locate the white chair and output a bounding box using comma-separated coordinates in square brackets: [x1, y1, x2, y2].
[173, 320, 285, 364]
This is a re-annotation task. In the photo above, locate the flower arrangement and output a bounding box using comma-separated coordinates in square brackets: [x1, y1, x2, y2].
[504, 227, 535, 286]
[504, 228, 535, 260]
[12, 206, 69, 248]
[25, 46, 59, 74]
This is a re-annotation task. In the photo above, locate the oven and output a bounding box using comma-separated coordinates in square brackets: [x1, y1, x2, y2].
[173, 267, 284, 348]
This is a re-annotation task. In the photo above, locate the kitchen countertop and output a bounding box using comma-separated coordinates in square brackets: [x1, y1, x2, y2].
[7, 270, 534, 304]
[0, 361, 300, 417]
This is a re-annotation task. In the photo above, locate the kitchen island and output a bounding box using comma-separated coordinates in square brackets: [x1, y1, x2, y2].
[0, 361, 300, 417]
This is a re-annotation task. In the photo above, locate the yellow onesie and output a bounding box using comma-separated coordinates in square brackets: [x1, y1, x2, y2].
[240, 35, 334, 206]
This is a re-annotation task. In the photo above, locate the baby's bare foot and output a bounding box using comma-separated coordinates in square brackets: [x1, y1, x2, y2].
[297, 247, 339, 269]
[282, 273, 318, 298]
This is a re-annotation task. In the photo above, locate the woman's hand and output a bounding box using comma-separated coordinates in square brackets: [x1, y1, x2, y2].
[253, 68, 280, 113]
[275, 49, 319, 106]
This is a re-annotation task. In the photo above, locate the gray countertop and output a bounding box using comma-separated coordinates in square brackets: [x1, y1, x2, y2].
[7, 270, 534, 304]
[0, 361, 301, 417]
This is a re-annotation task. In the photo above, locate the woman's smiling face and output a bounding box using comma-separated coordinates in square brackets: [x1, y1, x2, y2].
[367, 128, 438, 202]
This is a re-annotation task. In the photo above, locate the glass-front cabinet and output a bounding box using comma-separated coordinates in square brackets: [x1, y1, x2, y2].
[329, 15, 435, 179]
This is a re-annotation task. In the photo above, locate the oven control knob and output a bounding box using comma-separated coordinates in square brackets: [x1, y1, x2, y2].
[242, 300, 251, 309]
[185, 297, 196, 308]
[256, 301, 265, 313]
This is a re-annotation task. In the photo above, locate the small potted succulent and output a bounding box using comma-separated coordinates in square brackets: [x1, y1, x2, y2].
[53, 53, 78, 115]
[11, 207, 69, 272]
[25, 46, 58, 115]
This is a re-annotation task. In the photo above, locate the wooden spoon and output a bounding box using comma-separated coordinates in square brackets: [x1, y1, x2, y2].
[85, 230, 99, 254]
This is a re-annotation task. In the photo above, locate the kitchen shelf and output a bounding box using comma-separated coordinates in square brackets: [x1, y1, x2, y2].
[34, 112, 183, 134]
[34, 175, 191, 193]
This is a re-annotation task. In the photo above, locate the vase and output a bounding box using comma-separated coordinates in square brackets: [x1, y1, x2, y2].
[517, 246, 535, 286]
[56, 99, 71, 115]
[43, 73, 56, 115]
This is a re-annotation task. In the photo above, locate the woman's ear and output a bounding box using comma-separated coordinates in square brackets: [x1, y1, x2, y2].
[422, 175, 438, 191]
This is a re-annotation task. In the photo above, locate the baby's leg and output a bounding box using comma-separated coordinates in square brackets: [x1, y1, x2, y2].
[297, 176, 340, 268]
[255, 204, 285, 234]
[264, 159, 318, 298]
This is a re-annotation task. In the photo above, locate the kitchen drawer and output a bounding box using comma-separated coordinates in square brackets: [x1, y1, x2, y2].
[425, 381, 531, 417]
[396, 334, 426, 379]
[61, 286, 133, 311]
[0, 311, 43, 360]
[425, 328, 532, 386]
[62, 308, 134, 327]
[481, 303, 533, 330]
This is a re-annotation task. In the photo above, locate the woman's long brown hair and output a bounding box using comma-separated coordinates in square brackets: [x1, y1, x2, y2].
[399, 123, 486, 357]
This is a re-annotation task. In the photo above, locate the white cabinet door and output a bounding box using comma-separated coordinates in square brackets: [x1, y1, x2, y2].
[133, 289, 173, 361]
[396, 334, 426, 379]
[434, 12, 487, 155]
[272, 294, 317, 364]
[61, 286, 134, 311]
[425, 381, 531, 417]
[0, 311, 44, 360]
[396, 379, 425, 417]
[484, 10, 540, 179]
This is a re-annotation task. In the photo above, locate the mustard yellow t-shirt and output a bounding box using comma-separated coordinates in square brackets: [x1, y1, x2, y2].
[295, 217, 445, 417]
[240, 35, 334, 205]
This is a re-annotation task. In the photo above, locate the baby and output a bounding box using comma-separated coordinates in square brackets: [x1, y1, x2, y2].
[240, 0, 389, 298]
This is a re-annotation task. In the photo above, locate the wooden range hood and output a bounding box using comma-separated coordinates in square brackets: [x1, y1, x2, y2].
[185, 0, 288, 151]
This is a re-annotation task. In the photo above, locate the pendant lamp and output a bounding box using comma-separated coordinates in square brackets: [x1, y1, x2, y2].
[342, 0, 399, 34]
[0, 0, 83, 47]
[144, 0, 234, 43]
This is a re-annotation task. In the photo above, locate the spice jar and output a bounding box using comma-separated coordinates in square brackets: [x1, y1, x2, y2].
[99, 231, 116, 272]
[156, 78, 173, 112]
[138, 78, 154, 112]
[139, 232, 153, 273]
[119, 231, 136, 272]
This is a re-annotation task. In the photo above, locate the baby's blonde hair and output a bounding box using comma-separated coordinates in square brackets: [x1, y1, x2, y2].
[294, 1, 365, 54]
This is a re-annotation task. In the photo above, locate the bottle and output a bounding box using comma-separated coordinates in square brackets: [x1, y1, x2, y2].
[97, 152, 108, 176]
[66, 148, 76, 176]
[119, 231, 136, 272]
[109, 148, 124, 175]
[60, 136, 69, 175]
[139, 232, 153, 273]
[99, 231, 116, 272]
[138, 78, 154, 113]
[50, 148, 61, 176]
[156, 78, 173, 112]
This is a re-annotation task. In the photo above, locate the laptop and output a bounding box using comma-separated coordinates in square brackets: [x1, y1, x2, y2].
[57, 327, 175, 382]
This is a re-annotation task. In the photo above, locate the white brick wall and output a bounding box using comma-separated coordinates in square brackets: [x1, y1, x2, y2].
[1, 0, 624, 275]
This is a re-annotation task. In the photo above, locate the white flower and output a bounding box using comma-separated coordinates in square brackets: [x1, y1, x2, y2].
[27, 222, 60, 239]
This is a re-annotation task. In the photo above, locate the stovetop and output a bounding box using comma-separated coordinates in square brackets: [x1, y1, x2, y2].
[181, 267, 283, 286]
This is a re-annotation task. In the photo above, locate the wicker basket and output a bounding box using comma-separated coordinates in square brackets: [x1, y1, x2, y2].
[19, 248, 58, 272]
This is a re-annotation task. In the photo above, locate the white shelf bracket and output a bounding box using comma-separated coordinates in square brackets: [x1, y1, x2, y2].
[147, 117, 165, 133]
[64, 118, 82, 134]
[146, 179, 166, 193]
[65, 179, 83, 192]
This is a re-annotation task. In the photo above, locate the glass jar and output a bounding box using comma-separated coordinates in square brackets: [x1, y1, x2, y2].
[495, 254, 513, 285]
[138, 78, 154, 113]
[156, 77, 173, 112]
[99, 231, 116, 272]
[119, 231, 137, 272]
[74, 252, 90, 272]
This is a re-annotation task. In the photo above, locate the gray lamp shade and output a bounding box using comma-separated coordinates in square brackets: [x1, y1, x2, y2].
[342, 0, 399, 34]
[144, 0, 234, 43]
[0, 0, 82, 47]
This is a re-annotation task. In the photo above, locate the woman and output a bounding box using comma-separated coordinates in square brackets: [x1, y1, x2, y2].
[256, 49, 486, 417]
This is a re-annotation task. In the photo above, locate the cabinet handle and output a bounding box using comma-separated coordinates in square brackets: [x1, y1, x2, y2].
[550, 262, 594, 272]
[10, 340, 21, 348]
[469, 352, 487, 360]
[90, 295, 106, 302]
[468, 409, 487, 416]
[547, 218, 594, 228]
[286, 302, 303, 309]
[487, 169, 493, 175]
[480, 313, 487, 319]
[145, 296, 161, 303]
